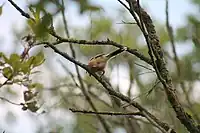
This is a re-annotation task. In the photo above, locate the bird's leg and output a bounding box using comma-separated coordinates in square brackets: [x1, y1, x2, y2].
[100, 70, 105, 78]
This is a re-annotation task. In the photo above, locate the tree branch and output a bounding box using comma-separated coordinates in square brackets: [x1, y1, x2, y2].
[69, 108, 144, 116]
[165, 0, 200, 124]
[122, 0, 200, 132]
[7, 0, 35, 21]
[0, 96, 22, 106]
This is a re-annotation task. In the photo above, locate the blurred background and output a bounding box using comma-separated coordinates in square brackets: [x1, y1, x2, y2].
[0, 0, 200, 133]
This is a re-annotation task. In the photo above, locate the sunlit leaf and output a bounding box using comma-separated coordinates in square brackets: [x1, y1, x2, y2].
[19, 56, 35, 74]
[3, 67, 13, 79]
[41, 13, 52, 28]
[29, 6, 36, 17]
[10, 54, 20, 62]
[0, 52, 9, 63]
[32, 51, 45, 67]
[27, 19, 35, 31]
[27, 56, 36, 66]
[9, 54, 21, 72]
[20, 62, 31, 74]
[29, 5, 40, 22]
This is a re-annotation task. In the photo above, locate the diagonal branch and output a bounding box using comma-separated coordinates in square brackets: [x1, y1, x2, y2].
[69, 108, 144, 116]
[0, 96, 22, 106]
[7, 0, 34, 21]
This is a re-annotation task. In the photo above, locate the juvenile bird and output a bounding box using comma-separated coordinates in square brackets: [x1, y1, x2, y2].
[88, 47, 127, 76]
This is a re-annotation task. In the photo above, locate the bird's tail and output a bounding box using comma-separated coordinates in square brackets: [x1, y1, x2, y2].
[105, 47, 127, 59]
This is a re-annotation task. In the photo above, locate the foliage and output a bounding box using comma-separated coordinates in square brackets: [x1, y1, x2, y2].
[0, 47, 44, 113]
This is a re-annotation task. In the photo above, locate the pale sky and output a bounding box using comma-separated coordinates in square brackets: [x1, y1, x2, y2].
[0, 0, 197, 133]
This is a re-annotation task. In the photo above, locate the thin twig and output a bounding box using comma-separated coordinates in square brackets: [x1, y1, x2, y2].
[0, 96, 22, 106]
[69, 108, 144, 116]
[0, 79, 9, 88]
[134, 62, 154, 71]
[116, 20, 137, 24]
[136, 71, 155, 76]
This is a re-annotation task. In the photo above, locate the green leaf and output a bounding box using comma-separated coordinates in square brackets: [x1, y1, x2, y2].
[29, 6, 38, 21]
[3, 67, 13, 79]
[27, 19, 35, 31]
[27, 56, 36, 66]
[41, 13, 52, 28]
[10, 54, 20, 61]
[20, 62, 31, 74]
[29, 6, 35, 16]
[9, 54, 21, 72]
[20, 56, 36, 74]
[35, 13, 52, 38]
[0, 53, 9, 63]
[32, 51, 45, 67]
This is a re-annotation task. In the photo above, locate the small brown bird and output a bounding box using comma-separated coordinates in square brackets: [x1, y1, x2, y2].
[88, 47, 127, 75]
